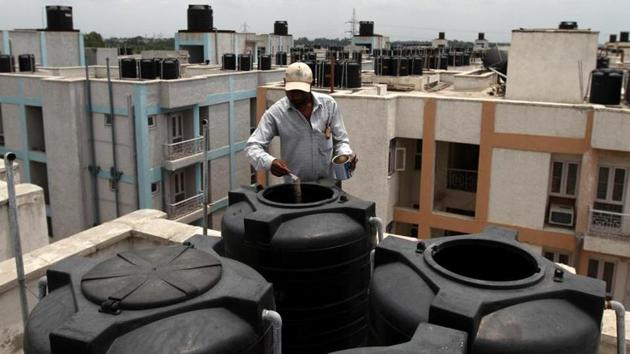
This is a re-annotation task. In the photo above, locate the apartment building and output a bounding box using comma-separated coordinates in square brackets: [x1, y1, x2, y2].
[258, 27, 630, 306]
[0, 6, 286, 239]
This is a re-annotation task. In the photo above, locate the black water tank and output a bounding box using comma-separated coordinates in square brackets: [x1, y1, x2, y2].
[290, 52, 301, 63]
[359, 21, 374, 36]
[238, 54, 252, 71]
[621, 31, 630, 42]
[332, 324, 467, 354]
[610, 34, 617, 43]
[46, 6, 73, 31]
[369, 227, 605, 354]
[221, 183, 376, 354]
[139, 58, 158, 79]
[275, 51, 287, 65]
[18, 54, 35, 72]
[597, 56, 610, 69]
[375, 56, 391, 76]
[223, 53, 236, 70]
[119, 58, 137, 79]
[590, 69, 623, 105]
[478, 32, 485, 40]
[160, 58, 179, 79]
[24, 241, 276, 354]
[338, 61, 361, 88]
[274, 21, 288, 35]
[305, 52, 317, 61]
[0, 55, 15, 73]
[187, 4, 213, 32]
[438, 55, 448, 69]
[559, 21, 578, 29]
[258, 55, 272, 70]
[391, 57, 409, 76]
[439, 32, 445, 39]
[411, 56, 423, 75]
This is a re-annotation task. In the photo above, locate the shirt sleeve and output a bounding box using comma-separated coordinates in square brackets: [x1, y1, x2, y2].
[245, 111, 278, 171]
[330, 100, 353, 156]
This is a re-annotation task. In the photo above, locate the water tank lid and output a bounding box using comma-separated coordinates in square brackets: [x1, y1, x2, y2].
[81, 245, 222, 310]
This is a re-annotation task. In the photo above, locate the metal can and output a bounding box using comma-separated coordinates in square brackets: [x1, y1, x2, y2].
[332, 154, 353, 180]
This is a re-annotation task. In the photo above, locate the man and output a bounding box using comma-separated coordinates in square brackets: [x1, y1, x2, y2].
[245, 62, 357, 182]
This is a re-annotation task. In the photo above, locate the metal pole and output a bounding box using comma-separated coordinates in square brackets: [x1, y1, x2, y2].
[5, 152, 29, 328]
[85, 62, 101, 225]
[202, 119, 209, 236]
[330, 54, 336, 93]
[106, 58, 121, 217]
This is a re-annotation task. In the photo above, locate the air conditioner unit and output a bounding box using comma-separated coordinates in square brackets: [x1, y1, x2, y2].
[548, 204, 574, 226]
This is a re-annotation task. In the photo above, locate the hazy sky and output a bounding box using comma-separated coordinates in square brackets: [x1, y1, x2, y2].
[1, 0, 628, 43]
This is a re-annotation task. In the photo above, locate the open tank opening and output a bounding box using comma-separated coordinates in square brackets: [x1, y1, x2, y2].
[431, 240, 539, 282]
[259, 183, 337, 206]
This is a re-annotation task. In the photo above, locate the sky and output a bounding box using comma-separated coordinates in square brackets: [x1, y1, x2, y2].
[0, 0, 629, 43]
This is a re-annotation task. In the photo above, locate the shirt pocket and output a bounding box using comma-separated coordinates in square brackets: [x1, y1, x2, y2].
[316, 132, 333, 156]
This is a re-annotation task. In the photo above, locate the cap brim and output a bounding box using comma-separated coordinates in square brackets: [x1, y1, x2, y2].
[285, 81, 311, 92]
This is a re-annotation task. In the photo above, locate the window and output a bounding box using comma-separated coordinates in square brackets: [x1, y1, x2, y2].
[587, 258, 615, 296]
[596, 166, 627, 204]
[170, 114, 184, 143]
[549, 160, 580, 197]
[172, 170, 186, 202]
[109, 179, 117, 191]
[151, 182, 160, 194]
[104, 113, 112, 126]
[543, 250, 571, 266]
[388, 139, 396, 176]
[414, 139, 422, 170]
[148, 114, 157, 127]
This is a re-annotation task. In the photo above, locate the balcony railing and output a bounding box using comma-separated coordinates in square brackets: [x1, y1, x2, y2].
[163, 137, 204, 161]
[447, 168, 478, 193]
[167, 193, 204, 219]
[588, 207, 630, 239]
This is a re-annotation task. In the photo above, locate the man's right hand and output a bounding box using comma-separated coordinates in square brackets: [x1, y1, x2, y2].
[270, 159, 290, 177]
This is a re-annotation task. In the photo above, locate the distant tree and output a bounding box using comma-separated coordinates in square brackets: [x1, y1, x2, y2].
[84, 31, 105, 48]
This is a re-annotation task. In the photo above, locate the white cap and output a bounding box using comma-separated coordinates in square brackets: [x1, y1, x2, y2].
[285, 62, 312, 92]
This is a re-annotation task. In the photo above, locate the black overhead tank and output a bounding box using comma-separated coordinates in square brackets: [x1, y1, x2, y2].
[359, 21, 374, 36]
[0, 55, 15, 73]
[18, 54, 35, 72]
[139, 58, 158, 79]
[620, 31, 629, 42]
[274, 21, 288, 35]
[119, 58, 137, 79]
[160, 58, 180, 79]
[258, 55, 272, 70]
[24, 240, 276, 354]
[609, 34, 617, 43]
[368, 227, 606, 354]
[223, 53, 237, 70]
[238, 54, 252, 71]
[187, 4, 213, 32]
[590, 69, 623, 105]
[46, 6, 73, 31]
[221, 182, 376, 353]
[275, 51, 287, 66]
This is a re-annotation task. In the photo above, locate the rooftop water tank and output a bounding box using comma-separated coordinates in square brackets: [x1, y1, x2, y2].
[478, 32, 485, 40]
[221, 182, 376, 353]
[590, 68, 623, 105]
[438, 32, 445, 40]
[187, 4, 213, 32]
[119, 58, 137, 79]
[621, 31, 629, 42]
[0, 55, 15, 73]
[258, 55, 272, 70]
[609, 34, 617, 43]
[139, 58, 158, 79]
[238, 54, 252, 71]
[160, 58, 179, 79]
[223, 53, 236, 70]
[274, 21, 288, 35]
[46, 6, 73, 31]
[24, 240, 276, 354]
[275, 51, 287, 66]
[18, 54, 35, 72]
[359, 21, 374, 36]
[369, 227, 605, 354]
[559, 21, 578, 29]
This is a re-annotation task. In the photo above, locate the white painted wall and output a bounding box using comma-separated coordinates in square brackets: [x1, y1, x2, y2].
[435, 99, 481, 145]
[495, 102, 588, 138]
[506, 30, 598, 104]
[488, 148, 551, 229]
[592, 109, 630, 152]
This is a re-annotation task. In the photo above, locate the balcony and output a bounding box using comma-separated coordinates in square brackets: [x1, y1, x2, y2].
[163, 137, 205, 171]
[588, 207, 630, 239]
[167, 193, 204, 220]
[447, 168, 478, 193]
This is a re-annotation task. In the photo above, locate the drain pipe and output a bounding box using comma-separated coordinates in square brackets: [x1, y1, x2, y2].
[5, 152, 29, 328]
[262, 309, 282, 354]
[202, 119, 209, 236]
[84, 62, 101, 225]
[106, 58, 121, 217]
[369, 217, 384, 278]
[38, 276, 47, 299]
[607, 300, 626, 354]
